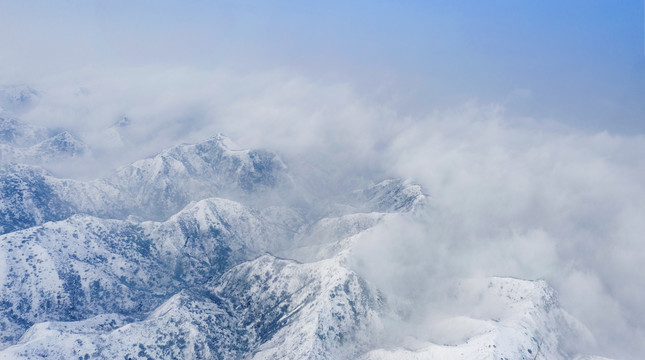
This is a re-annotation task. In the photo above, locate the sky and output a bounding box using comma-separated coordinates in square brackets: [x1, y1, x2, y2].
[1, 0, 644, 133]
[2, 1, 645, 359]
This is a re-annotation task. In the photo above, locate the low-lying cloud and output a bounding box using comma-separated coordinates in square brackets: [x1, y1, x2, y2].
[6, 67, 645, 359]
[355, 105, 645, 359]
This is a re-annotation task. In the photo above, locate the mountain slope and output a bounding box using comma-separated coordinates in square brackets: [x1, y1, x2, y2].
[0, 134, 612, 360]
[361, 277, 595, 360]
[1, 255, 385, 360]
[99, 134, 294, 220]
[0, 196, 302, 347]
[0, 86, 38, 114]
[0, 135, 297, 235]
[0, 165, 75, 234]
[0, 131, 89, 164]
[0, 116, 48, 147]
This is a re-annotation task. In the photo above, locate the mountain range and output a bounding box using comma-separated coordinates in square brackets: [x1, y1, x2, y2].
[0, 116, 611, 359]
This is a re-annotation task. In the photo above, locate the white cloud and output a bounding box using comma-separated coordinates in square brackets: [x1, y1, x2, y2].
[6, 66, 645, 359]
[361, 104, 645, 358]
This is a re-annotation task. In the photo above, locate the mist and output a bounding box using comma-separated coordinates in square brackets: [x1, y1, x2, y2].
[352, 104, 645, 359]
[4, 67, 644, 358]
[2, 1, 644, 358]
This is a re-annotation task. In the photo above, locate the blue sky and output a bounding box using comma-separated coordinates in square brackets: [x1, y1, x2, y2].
[1, 0, 644, 133]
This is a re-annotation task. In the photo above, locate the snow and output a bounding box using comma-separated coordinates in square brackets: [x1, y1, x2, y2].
[0, 133, 611, 359]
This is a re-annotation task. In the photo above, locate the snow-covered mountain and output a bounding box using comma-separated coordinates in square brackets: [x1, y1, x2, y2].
[99, 134, 296, 219]
[361, 277, 595, 360]
[0, 86, 38, 114]
[1, 255, 385, 360]
[0, 134, 611, 359]
[0, 164, 76, 234]
[0, 131, 89, 163]
[0, 134, 295, 235]
[0, 116, 49, 147]
[0, 196, 302, 348]
[0, 116, 90, 166]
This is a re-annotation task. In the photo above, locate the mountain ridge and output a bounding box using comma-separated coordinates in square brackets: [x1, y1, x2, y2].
[0, 134, 609, 360]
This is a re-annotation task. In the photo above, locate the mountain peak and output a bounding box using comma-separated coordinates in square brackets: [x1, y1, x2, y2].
[113, 116, 131, 128]
[0, 85, 38, 113]
[210, 133, 241, 150]
[34, 131, 89, 157]
[0, 116, 48, 147]
[0, 131, 613, 360]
